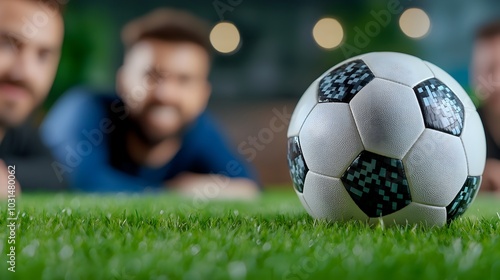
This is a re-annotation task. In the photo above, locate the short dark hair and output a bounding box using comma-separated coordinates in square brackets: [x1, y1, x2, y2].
[476, 20, 500, 41]
[121, 8, 212, 55]
[29, 0, 66, 14]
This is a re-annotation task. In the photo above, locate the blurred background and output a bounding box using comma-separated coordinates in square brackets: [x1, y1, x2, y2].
[44, 0, 500, 187]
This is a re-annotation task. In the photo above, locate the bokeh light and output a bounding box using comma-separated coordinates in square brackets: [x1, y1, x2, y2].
[399, 8, 431, 39]
[210, 22, 241, 54]
[313, 18, 344, 49]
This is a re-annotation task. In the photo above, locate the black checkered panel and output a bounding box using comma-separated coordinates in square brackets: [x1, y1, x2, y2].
[341, 151, 412, 217]
[413, 78, 465, 136]
[446, 176, 481, 222]
[287, 137, 308, 193]
[318, 60, 375, 103]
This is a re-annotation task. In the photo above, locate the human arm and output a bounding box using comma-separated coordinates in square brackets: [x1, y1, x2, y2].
[480, 158, 500, 193]
[166, 113, 261, 199]
[0, 120, 67, 192]
[168, 172, 259, 199]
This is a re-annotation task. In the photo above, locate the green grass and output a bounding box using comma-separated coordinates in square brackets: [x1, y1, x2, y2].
[1, 191, 499, 280]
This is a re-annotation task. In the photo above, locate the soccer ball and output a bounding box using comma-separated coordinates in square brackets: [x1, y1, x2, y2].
[287, 52, 486, 226]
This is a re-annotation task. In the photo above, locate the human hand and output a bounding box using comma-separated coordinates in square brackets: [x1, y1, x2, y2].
[0, 160, 21, 200]
[480, 159, 500, 193]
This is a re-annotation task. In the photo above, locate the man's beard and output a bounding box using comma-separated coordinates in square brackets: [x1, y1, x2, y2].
[129, 115, 192, 147]
[0, 76, 36, 128]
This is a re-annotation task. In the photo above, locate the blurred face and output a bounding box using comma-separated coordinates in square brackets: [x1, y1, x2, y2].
[472, 35, 500, 112]
[118, 39, 211, 144]
[0, 0, 63, 127]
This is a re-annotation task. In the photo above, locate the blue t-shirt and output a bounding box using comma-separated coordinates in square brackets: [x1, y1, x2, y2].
[41, 88, 258, 192]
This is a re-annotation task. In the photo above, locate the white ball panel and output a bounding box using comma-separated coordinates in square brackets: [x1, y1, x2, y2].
[299, 103, 364, 177]
[362, 52, 434, 87]
[289, 54, 368, 138]
[350, 78, 425, 159]
[295, 190, 315, 217]
[303, 171, 368, 221]
[461, 109, 486, 176]
[369, 202, 446, 227]
[424, 61, 476, 111]
[287, 78, 320, 138]
[404, 129, 468, 207]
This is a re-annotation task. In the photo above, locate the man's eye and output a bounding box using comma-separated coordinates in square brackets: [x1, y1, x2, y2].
[144, 72, 157, 83]
[179, 76, 192, 84]
[39, 50, 52, 62]
[0, 39, 15, 50]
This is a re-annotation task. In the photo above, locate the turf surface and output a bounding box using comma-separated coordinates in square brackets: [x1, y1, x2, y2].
[0, 191, 499, 280]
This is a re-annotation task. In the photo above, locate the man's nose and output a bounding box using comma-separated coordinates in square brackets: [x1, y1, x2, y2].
[7, 49, 36, 83]
[152, 79, 179, 104]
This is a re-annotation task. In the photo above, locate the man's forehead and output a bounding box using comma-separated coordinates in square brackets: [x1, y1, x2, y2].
[0, 0, 63, 49]
[132, 39, 207, 56]
[127, 40, 208, 65]
[489, 36, 500, 50]
[476, 36, 500, 51]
